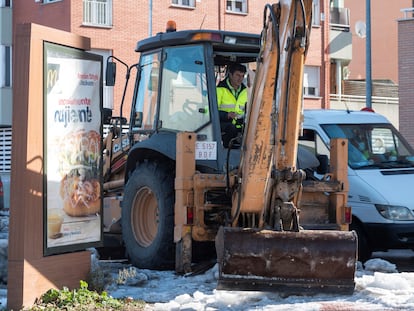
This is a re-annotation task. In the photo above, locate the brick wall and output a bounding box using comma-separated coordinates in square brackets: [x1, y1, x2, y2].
[12, 1, 71, 32]
[71, 0, 278, 117]
[13, 0, 327, 117]
[398, 18, 414, 147]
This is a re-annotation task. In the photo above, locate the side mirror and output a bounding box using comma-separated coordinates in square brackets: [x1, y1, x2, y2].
[106, 61, 116, 86]
[135, 112, 143, 128]
[316, 154, 329, 175]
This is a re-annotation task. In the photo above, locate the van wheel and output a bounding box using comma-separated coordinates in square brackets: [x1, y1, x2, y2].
[350, 220, 372, 263]
[121, 160, 175, 269]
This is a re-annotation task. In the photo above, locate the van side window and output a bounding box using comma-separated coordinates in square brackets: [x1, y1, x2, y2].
[299, 129, 329, 157]
[299, 129, 330, 176]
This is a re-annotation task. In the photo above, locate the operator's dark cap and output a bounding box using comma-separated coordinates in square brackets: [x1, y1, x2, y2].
[228, 63, 247, 74]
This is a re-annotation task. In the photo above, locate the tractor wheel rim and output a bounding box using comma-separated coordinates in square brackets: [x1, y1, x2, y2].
[131, 186, 158, 247]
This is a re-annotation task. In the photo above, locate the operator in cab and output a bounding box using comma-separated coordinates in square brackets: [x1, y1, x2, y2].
[216, 63, 247, 148]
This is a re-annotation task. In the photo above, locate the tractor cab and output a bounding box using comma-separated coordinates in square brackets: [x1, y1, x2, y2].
[107, 28, 260, 175]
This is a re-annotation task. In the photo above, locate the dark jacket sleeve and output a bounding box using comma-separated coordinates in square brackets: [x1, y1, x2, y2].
[219, 110, 230, 122]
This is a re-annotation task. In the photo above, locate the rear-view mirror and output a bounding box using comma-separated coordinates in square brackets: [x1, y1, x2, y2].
[106, 61, 116, 86]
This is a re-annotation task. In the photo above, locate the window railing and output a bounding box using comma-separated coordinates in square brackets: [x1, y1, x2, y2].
[330, 7, 350, 31]
[330, 94, 398, 106]
[83, 0, 112, 27]
[401, 8, 414, 19]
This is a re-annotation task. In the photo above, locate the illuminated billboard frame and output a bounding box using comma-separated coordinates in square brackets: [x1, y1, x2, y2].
[43, 42, 103, 255]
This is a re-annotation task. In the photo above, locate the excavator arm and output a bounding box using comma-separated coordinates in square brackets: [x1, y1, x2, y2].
[234, 1, 310, 229]
[216, 0, 357, 295]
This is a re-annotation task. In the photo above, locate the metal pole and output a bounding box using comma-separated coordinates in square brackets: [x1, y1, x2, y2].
[149, 0, 153, 36]
[366, 0, 372, 108]
[336, 60, 342, 100]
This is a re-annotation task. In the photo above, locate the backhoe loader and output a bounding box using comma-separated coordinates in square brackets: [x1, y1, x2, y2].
[102, 0, 357, 295]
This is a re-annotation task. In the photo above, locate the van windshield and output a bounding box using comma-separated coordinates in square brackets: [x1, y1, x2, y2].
[321, 123, 414, 169]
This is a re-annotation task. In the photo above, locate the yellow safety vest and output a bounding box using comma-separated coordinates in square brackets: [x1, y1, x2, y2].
[216, 79, 247, 120]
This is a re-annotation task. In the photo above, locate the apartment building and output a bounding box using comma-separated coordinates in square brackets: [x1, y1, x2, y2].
[336, 1, 411, 127]
[347, 0, 412, 84]
[11, 0, 346, 113]
[0, 0, 12, 209]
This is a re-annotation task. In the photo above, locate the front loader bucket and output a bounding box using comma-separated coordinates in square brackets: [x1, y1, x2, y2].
[215, 227, 357, 295]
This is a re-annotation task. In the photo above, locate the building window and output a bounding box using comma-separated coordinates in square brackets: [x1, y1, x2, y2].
[43, 0, 61, 3]
[303, 66, 320, 97]
[312, 0, 320, 26]
[0, 46, 12, 88]
[0, 0, 12, 7]
[83, 0, 112, 27]
[171, 0, 195, 8]
[226, 0, 247, 14]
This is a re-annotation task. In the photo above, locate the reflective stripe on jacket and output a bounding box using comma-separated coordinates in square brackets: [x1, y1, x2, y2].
[216, 78, 247, 118]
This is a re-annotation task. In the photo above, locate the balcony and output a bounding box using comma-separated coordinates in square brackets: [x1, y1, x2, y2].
[329, 7, 352, 61]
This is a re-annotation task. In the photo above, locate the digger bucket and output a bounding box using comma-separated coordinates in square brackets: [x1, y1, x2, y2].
[216, 227, 357, 295]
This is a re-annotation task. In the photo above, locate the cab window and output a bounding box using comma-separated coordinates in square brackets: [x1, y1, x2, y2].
[158, 45, 210, 132]
[133, 52, 161, 131]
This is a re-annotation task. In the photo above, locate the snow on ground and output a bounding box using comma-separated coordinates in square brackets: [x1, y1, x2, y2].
[98, 252, 414, 311]
[1, 208, 414, 311]
[1, 252, 414, 311]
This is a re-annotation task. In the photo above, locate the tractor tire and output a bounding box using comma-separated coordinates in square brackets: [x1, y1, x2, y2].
[121, 160, 175, 270]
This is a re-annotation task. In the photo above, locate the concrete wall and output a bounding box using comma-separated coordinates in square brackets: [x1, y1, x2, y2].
[330, 101, 399, 129]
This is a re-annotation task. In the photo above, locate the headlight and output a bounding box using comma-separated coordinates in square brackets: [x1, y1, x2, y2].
[375, 204, 414, 220]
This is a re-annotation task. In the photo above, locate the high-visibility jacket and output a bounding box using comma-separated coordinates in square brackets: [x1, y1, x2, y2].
[216, 78, 247, 126]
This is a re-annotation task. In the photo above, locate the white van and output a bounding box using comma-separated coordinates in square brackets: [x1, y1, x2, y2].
[299, 109, 414, 261]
